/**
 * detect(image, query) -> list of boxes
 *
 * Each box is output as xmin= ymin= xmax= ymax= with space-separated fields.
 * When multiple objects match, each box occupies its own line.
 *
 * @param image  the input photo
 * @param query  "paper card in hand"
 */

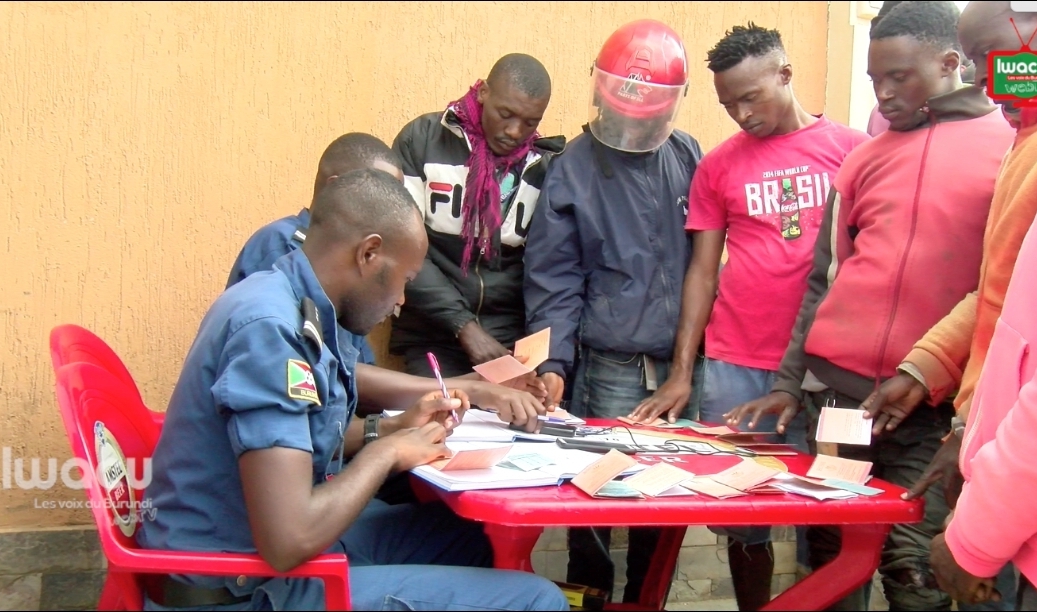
xmin=513 ymin=328 xmax=550 ymax=371
xmin=816 ymin=407 xmax=872 ymax=446
xmin=472 ymin=328 xmax=552 ymax=384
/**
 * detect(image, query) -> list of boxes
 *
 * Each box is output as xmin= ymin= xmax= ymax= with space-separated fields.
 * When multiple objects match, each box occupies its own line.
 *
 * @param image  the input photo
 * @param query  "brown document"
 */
xmin=571 ymin=449 xmax=638 ymax=497
xmin=689 ymin=424 xmax=738 ymax=435
xmin=682 ymin=476 xmax=747 ymax=499
xmin=622 ymin=462 xmax=695 ymax=497
xmin=806 ymin=454 xmax=873 ymax=485
xmin=616 ymin=415 xmax=668 ymax=428
xmin=708 ymin=459 xmax=780 ymax=492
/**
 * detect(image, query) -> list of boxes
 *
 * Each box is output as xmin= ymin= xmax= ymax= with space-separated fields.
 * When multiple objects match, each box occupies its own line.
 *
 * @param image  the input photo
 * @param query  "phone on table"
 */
xmin=555 ymin=438 xmax=640 ymax=455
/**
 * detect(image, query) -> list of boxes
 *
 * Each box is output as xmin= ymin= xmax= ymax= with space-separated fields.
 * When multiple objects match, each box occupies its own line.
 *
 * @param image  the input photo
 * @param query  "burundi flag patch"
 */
xmin=286 ymin=359 xmax=321 ymax=405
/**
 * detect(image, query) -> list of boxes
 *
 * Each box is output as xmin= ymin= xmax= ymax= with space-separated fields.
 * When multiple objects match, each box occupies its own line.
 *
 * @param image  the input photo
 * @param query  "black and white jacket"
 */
xmin=389 ymin=108 xmax=566 ymax=354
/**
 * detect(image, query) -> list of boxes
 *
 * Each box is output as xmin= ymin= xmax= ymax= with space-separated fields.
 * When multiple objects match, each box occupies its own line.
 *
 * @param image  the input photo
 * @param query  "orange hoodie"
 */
xmin=903 ymin=111 xmax=1037 ymax=419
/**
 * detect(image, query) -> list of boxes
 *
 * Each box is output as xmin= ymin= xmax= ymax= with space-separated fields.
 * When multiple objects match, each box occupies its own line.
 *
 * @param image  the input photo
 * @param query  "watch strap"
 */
xmin=363 ymin=414 xmax=380 ymax=445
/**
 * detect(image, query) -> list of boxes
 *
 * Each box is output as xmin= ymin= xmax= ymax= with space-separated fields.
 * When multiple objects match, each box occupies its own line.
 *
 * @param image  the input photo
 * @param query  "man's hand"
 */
xmin=723 ymin=392 xmax=802 ymax=434
xmin=380 ymin=422 xmax=450 ymax=472
xmin=500 ymin=372 xmax=549 ymax=403
xmin=541 ymin=372 xmax=565 ymax=410
xmin=463 ymin=381 xmax=547 ymax=433
xmin=628 ymin=376 xmax=691 ymax=424
xmin=862 ymin=373 xmax=928 ymax=435
xmin=457 ymin=321 xmax=510 ymax=365
xmin=904 ymin=432 xmax=964 ymax=507
xmin=930 ymin=532 xmax=1001 ymax=606
xmin=384 ymin=389 xmax=468 ymax=435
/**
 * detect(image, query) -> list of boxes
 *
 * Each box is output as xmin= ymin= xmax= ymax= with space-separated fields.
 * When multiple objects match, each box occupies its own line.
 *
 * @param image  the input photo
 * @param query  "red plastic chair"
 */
xmin=53 ymin=362 xmax=351 ymax=610
xmin=49 ymin=324 xmax=165 ymax=429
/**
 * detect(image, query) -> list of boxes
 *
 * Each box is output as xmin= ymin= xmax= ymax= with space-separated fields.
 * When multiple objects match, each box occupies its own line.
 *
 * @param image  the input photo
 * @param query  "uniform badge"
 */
xmin=286 ymin=359 xmax=321 ymax=405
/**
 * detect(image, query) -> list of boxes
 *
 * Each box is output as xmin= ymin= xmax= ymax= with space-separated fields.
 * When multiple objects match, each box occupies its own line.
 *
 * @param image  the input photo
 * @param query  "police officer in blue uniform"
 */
xmin=225 ymin=132 xmax=551 ymax=420
xmin=225 ymin=133 xmax=404 ymax=366
xmin=139 ymin=169 xmax=568 ymax=611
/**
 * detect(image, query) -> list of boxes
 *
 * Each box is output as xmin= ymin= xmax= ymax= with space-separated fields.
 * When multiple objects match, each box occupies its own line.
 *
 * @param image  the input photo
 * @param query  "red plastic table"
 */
xmin=418 ymin=418 xmax=924 ymax=611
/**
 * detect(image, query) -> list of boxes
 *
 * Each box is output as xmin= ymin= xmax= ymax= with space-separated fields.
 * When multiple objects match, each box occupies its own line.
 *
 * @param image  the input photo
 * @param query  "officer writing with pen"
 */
xmin=137 ymin=169 xmax=568 ymax=611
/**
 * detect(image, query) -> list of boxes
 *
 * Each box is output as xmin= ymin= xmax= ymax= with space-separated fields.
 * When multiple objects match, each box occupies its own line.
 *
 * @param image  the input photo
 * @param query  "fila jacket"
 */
xmin=389 ymin=109 xmax=566 ymax=354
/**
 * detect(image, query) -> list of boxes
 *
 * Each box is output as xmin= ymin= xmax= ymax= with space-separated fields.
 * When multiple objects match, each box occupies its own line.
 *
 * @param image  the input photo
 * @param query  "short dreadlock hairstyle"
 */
xmin=870 ymin=1 xmax=962 ymax=54
xmin=706 ymin=22 xmax=785 ymax=73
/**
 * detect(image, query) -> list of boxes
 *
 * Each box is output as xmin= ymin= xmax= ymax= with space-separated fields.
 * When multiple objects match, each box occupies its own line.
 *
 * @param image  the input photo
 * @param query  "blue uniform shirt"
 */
xmin=226 ymin=208 xmax=376 ymax=365
xmin=139 ymin=248 xmax=359 ymax=600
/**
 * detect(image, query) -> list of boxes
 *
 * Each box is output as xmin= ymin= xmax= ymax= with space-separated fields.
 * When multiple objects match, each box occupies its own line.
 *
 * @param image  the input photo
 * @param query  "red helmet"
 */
xmin=589 ymin=20 xmax=689 ymax=152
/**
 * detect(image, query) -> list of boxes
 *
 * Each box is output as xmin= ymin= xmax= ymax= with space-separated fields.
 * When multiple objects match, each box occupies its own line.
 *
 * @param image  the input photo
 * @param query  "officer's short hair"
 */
xmin=309 ymin=168 xmax=419 ymax=248
xmin=314 ymin=133 xmax=402 ymax=198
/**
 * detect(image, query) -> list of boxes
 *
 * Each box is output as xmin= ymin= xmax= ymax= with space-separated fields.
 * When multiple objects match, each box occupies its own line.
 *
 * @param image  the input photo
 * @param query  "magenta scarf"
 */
xmin=449 ymin=80 xmax=539 ymax=273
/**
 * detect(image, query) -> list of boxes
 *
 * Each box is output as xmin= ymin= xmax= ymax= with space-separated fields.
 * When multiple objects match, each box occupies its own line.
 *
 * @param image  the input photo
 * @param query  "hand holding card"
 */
xmin=473 ymin=329 xmax=551 ymax=384
xmin=816 ymin=407 xmax=872 ymax=446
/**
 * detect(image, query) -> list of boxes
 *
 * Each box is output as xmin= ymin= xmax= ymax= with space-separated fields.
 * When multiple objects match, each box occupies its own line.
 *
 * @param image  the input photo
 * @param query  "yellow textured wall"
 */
xmin=0 ymin=1 xmax=833 ymax=529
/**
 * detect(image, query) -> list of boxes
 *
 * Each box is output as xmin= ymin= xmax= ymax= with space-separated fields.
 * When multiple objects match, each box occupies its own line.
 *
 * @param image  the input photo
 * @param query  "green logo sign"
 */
xmin=991 ymin=52 xmax=1037 ymax=101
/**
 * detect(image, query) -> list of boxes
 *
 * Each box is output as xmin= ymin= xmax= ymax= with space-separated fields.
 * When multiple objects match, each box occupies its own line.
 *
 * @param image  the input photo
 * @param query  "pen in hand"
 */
xmin=426 ymin=352 xmax=460 ymax=424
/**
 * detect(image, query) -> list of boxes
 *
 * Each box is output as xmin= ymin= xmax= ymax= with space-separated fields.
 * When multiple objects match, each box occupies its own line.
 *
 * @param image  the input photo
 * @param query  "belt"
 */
xmin=143 ymin=574 xmax=253 ymax=608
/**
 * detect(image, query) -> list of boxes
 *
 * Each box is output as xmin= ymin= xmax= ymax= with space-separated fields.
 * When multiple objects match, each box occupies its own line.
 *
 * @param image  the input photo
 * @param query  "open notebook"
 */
xmin=411 ymin=441 xmax=646 ymax=492
xmin=383 ymin=408 xmax=562 ymax=443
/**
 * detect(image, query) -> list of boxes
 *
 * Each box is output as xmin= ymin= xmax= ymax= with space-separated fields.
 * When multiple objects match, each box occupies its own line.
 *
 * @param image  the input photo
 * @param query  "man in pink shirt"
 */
xmin=628 ymin=22 xmax=868 ymax=610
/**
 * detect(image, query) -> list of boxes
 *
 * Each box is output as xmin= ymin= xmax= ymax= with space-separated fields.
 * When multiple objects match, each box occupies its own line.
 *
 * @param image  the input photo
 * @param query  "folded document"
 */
xmin=411 ymin=441 xmax=645 ymax=492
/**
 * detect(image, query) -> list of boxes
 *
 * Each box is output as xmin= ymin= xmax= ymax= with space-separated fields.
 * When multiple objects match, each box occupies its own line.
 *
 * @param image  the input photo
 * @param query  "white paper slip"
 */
xmin=819 ymin=479 xmax=883 ymax=496
xmin=654 ymin=485 xmax=698 ymax=497
xmin=771 ymin=473 xmax=858 ymax=501
xmin=499 ymin=452 xmax=556 ymax=472
xmin=815 ymin=407 xmax=872 ymax=446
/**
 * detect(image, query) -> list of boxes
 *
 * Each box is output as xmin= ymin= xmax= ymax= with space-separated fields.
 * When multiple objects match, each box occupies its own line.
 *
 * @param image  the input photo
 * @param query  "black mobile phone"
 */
xmin=555 ymin=437 xmax=639 ymax=455
xmin=509 ymin=421 xmax=577 ymax=437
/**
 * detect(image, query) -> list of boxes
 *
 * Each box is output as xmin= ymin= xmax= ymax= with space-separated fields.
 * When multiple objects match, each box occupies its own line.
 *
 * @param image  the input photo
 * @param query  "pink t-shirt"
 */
xmin=686 ymin=116 xmax=870 ymax=371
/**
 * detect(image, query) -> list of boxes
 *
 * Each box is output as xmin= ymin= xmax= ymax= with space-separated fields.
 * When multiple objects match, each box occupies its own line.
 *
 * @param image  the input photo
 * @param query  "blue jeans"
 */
xmin=145 ymin=499 xmax=568 ymax=611
xmin=698 ymin=358 xmax=809 ymax=553
xmin=566 ymin=346 xmax=703 ymax=602
xmin=958 ymin=563 xmax=1017 ymax=611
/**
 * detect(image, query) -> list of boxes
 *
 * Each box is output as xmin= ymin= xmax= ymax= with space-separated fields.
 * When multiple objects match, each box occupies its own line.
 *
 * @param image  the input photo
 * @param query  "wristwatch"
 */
xmin=363 ymin=414 xmax=381 ymax=446
xmin=950 ymin=415 xmax=966 ymax=439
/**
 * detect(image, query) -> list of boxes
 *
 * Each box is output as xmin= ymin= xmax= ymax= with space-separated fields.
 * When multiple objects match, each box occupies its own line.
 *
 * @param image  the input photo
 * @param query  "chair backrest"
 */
xmin=54 ymin=362 xmax=160 ymax=552
xmin=50 ymin=324 xmax=146 ymax=406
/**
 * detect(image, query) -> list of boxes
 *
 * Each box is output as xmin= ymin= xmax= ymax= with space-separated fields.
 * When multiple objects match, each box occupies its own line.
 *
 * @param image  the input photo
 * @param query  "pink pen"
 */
xmin=426 ymin=352 xmax=459 ymax=423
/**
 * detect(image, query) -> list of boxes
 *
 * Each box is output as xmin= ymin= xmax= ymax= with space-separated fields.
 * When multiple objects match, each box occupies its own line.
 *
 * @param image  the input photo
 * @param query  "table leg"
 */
xmin=638 ymin=526 xmax=687 ymax=610
xmin=763 ymin=523 xmax=890 ymax=611
xmin=482 ymin=523 xmax=545 ymax=572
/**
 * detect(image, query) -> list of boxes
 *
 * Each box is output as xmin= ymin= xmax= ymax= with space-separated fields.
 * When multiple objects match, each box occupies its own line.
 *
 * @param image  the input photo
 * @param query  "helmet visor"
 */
xmin=588 ymin=67 xmax=685 ymax=153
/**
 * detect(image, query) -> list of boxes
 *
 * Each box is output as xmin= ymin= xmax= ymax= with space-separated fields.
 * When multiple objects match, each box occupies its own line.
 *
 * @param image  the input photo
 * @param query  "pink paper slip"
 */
xmin=806 ymin=454 xmax=873 ymax=485
xmin=429 ymin=445 xmax=513 ymax=472
xmin=472 ymin=356 xmax=533 ymax=384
